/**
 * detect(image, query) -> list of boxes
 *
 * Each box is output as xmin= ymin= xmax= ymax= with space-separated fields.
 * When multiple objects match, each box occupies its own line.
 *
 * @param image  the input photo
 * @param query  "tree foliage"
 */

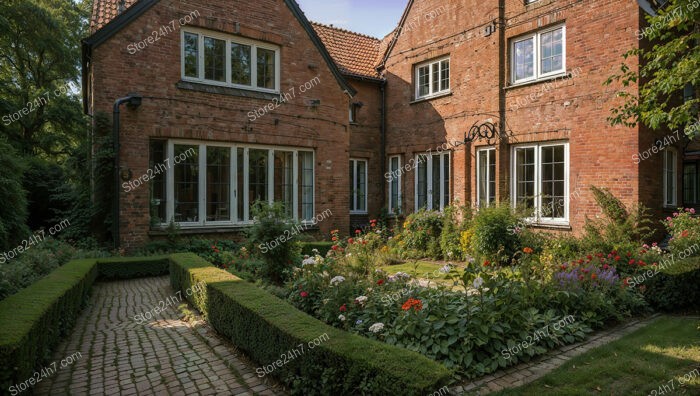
xmin=0 ymin=138 xmax=29 ymax=250
xmin=605 ymin=0 xmax=700 ymax=138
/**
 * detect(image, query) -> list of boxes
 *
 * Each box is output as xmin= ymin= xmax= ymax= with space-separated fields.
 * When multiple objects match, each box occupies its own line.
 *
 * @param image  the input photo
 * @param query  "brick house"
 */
xmin=84 ymin=0 xmax=698 ymax=249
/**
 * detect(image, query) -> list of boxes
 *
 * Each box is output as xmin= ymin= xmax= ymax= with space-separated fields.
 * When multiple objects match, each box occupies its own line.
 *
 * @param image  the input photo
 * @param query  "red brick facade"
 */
xmin=85 ymin=0 xmax=695 ymax=248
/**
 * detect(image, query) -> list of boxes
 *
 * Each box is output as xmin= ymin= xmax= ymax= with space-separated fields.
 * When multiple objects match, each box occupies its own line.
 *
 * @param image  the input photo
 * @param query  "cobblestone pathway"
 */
xmin=34 ymin=276 xmax=285 ymax=396
xmin=452 ymin=314 xmax=663 ymax=395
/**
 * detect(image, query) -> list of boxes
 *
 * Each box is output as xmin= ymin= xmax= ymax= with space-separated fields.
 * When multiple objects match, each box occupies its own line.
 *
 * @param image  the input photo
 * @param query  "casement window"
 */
xmin=684 ymin=163 xmax=699 ymax=204
xmin=182 ymin=28 xmax=280 ymax=92
xmin=350 ymin=159 xmax=368 ymax=213
xmin=511 ymin=142 xmax=569 ymax=223
xmin=415 ymin=57 xmax=450 ymax=99
xmin=511 ymin=25 xmax=565 ymax=84
xmin=477 ymin=148 xmax=496 ymax=207
xmin=388 ymin=156 xmax=402 ymax=214
xmin=663 ymin=148 xmax=678 ymax=206
xmin=415 ymin=152 xmax=450 ymax=211
xmin=150 ymin=140 xmax=314 ymax=226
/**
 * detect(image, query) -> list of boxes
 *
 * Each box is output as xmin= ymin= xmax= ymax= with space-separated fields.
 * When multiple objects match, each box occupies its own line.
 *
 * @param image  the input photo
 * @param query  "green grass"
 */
xmin=492 ymin=316 xmax=700 ymax=396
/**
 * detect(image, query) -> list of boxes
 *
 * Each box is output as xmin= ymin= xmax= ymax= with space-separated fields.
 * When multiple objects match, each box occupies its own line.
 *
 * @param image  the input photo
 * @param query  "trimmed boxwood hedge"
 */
xmin=0 ymin=256 xmax=171 ymax=392
xmin=169 ymin=253 xmax=453 ymax=395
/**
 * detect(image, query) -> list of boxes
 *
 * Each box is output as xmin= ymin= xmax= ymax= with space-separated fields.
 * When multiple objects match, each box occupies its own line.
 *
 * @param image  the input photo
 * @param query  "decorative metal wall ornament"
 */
xmin=464 ymin=120 xmax=500 ymax=145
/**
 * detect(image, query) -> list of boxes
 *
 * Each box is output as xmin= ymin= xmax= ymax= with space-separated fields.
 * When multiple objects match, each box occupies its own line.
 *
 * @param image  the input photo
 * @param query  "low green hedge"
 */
xmin=0 ymin=255 xmax=172 ymax=392
xmin=169 ymin=253 xmax=452 ymax=395
xmin=645 ymin=259 xmax=700 ymax=312
xmin=300 ymin=241 xmax=334 ymax=257
xmin=97 ymin=256 xmax=169 ymax=280
xmin=0 ymin=259 xmax=98 ymax=392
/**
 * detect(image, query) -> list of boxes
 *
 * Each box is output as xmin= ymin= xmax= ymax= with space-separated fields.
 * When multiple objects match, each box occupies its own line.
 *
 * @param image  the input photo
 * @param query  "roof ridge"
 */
xmin=310 ymin=21 xmax=380 ymax=42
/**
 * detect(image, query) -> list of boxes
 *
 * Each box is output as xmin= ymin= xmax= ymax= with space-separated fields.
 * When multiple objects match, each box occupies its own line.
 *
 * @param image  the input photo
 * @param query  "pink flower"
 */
xmin=691 ymin=208 xmax=696 ymax=214
xmin=300 ymin=291 xmax=309 ymax=298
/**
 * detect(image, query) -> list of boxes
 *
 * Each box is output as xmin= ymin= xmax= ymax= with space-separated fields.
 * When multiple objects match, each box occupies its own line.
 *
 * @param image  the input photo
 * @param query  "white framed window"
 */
xmin=182 ymin=28 xmax=280 ymax=93
xmin=350 ymin=159 xmax=368 ymax=213
xmin=477 ymin=148 xmax=496 ymax=207
xmin=415 ymin=57 xmax=450 ymax=99
xmin=511 ymin=142 xmax=569 ymax=224
xmin=388 ymin=156 xmax=402 ymax=214
xmin=511 ymin=25 xmax=565 ymax=84
xmin=155 ymin=140 xmax=314 ymax=227
xmin=664 ymin=148 xmax=678 ymax=207
xmin=415 ymin=152 xmax=450 ymax=211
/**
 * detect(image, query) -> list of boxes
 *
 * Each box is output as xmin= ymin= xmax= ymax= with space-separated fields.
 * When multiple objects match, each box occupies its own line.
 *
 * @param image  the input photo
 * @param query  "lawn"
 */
xmin=378 ymin=260 xmax=465 ymax=286
xmin=492 ymin=316 xmax=700 ymax=396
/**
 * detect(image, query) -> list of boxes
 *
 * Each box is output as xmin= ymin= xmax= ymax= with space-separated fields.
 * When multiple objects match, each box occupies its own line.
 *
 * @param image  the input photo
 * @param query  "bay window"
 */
xmin=512 ymin=142 xmax=569 ymax=223
xmin=511 ymin=25 xmax=565 ymax=84
xmin=153 ymin=140 xmax=314 ymax=226
xmin=415 ymin=152 xmax=450 ymax=211
xmin=182 ymin=28 xmax=280 ymax=92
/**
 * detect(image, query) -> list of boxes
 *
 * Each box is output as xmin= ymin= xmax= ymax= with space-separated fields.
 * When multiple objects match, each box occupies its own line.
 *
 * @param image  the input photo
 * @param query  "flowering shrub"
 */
xmin=665 ymin=209 xmax=700 ymax=256
xmin=470 ymin=205 xmax=522 ymax=265
xmin=392 ymin=209 xmax=444 ymax=259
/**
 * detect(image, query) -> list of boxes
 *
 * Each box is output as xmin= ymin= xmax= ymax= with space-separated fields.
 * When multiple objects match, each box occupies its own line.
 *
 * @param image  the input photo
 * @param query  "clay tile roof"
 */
xmin=311 ymin=22 xmax=383 ymax=80
xmin=91 ymin=0 xmax=138 ymax=32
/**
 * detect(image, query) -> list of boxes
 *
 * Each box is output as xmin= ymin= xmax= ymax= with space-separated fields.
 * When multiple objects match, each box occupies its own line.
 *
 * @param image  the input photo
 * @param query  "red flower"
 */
xmin=300 ymin=291 xmax=309 ymax=298
xmin=586 ymin=255 xmax=593 ymax=260
xmin=332 ymin=236 xmax=338 ymax=241
xmin=591 ymin=273 xmax=597 ymax=280
xmin=579 ymin=275 xmax=585 ymax=280
xmin=348 ymin=238 xmax=354 ymax=244
xmin=603 ymin=264 xmax=610 ymax=270
xmin=560 ymin=264 xmax=568 ymax=270
xmin=523 ymin=247 xmax=534 ymax=254
xmin=361 ymin=241 xmax=367 ymax=245
xmin=614 ymin=255 xmax=621 ymax=261
xmin=355 ymin=229 xmax=361 ymax=234
xmin=483 ymin=260 xmax=491 ymax=267
xmin=402 ymin=298 xmax=423 ymax=311
xmin=627 ymin=252 xmax=632 ymax=257
xmin=377 ymin=279 xmax=385 ymax=286
xmin=681 ymin=230 xmax=689 ymax=238
xmin=628 ymin=259 xmax=636 ymax=265
xmin=331 ymin=245 xmax=338 ymax=251
xmin=339 ymin=304 xmax=347 ymax=312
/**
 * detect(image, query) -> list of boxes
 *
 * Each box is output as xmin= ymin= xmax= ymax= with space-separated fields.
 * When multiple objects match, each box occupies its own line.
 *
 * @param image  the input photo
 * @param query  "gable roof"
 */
xmin=82 ymin=0 xmax=356 ymax=113
xmin=378 ymin=0 xmax=415 ymax=70
xmin=311 ymin=22 xmax=383 ymax=81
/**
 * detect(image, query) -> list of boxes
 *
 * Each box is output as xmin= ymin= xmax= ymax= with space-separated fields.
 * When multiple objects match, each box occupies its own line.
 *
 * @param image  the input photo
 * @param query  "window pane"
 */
xmin=174 ymin=145 xmax=199 ymax=222
xmin=432 ymin=155 xmax=441 ymax=210
xmin=417 ymin=155 xmax=428 ymax=209
xmin=357 ymin=161 xmax=367 ymax=212
xmin=299 ymin=152 xmax=314 ymax=221
xmin=443 ymin=154 xmax=450 ymax=209
xmin=432 ymin=63 xmax=440 ymax=94
xmin=184 ymin=33 xmax=199 ymax=78
xmin=488 ymin=149 xmax=496 ymax=205
xmin=206 ymin=147 xmax=230 ymax=221
xmin=390 ymin=157 xmax=400 ymax=212
xmin=478 ymin=150 xmax=493 ymax=207
xmin=418 ymin=66 xmax=430 ymax=97
xmin=237 ymin=148 xmax=244 ymax=221
xmin=665 ymin=151 xmax=676 ymax=205
xmin=274 ymin=151 xmax=294 ymax=216
xmin=440 ymin=60 xmax=450 ymax=91
xmin=514 ymin=37 xmax=534 ymax=81
xmin=257 ymin=48 xmax=276 ymax=89
xmin=149 ymin=140 xmax=167 ymax=223
xmin=540 ymin=145 xmax=565 ymax=218
xmin=249 ymin=149 xmax=268 ymax=211
xmin=231 ymin=43 xmax=252 ymax=85
xmin=515 ymin=147 xmax=535 ymax=210
xmin=684 ymin=164 xmax=698 ymax=204
xmin=204 ymin=37 xmax=225 ymax=81
xmin=540 ymin=28 xmax=564 ymax=74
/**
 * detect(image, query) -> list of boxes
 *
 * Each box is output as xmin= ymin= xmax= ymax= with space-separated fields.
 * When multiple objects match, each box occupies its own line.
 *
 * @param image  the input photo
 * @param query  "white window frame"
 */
xmin=181 ymin=27 xmax=281 ymax=93
xmin=350 ymin=159 xmax=368 ymax=214
xmin=510 ymin=142 xmax=570 ymax=225
xmin=663 ymin=147 xmax=678 ymax=207
xmin=510 ymin=24 xmax=566 ymax=84
xmin=476 ymin=147 xmax=496 ymax=208
xmin=162 ymin=140 xmax=314 ymax=228
xmin=414 ymin=151 xmax=451 ymax=212
xmin=414 ymin=56 xmax=450 ymax=100
xmin=388 ymin=155 xmax=402 ymax=214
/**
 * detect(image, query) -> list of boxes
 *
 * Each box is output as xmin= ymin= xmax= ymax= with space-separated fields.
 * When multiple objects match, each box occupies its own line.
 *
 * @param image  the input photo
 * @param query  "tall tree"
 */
xmin=606 ymin=0 xmax=699 ymax=138
xmin=0 ymin=0 xmax=89 ymax=156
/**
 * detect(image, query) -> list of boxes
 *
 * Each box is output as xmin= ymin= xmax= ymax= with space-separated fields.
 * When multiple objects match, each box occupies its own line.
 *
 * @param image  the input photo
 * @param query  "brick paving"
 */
xmin=451 ymin=314 xmax=663 ymax=395
xmin=34 ymin=276 xmax=286 ymax=396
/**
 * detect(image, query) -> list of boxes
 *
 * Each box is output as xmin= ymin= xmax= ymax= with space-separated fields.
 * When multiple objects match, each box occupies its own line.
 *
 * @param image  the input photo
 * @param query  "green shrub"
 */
xmin=0 ymin=259 xmax=98 ymax=392
xmin=395 ymin=209 xmax=443 ymax=259
xmin=169 ymin=253 xmax=452 ymax=395
xmin=471 ymin=205 xmax=521 ymax=265
xmin=440 ymin=205 xmax=468 ymax=260
xmin=645 ymin=261 xmax=700 ymax=312
xmin=97 ymin=256 xmax=169 ymax=280
xmin=247 ymin=202 xmax=301 ymax=284
xmin=0 ymin=138 xmax=29 ymax=252
xmin=300 ymin=242 xmax=334 ymax=257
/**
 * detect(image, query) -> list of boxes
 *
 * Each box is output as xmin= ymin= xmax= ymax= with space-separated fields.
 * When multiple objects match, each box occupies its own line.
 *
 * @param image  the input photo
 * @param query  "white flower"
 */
xmin=395 ymin=272 xmax=411 ymax=280
xmin=338 ymin=314 xmax=346 ymax=322
xmin=355 ymin=295 xmax=368 ymax=305
xmin=312 ymin=248 xmax=320 ymax=255
xmin=388 ymin=275 xmax=397 ymax=282
xmin=330 ymin=276 xmax=346 ymax=286
xmin=439 ymin=264 xmax=452 ymax=274
xmin=473 ymin=276 xmax=484 ymax=289
xmin=369 ymin=322 xmax=385 ymax=333
xmin=302 ymin=257 xmax=316 ymax=266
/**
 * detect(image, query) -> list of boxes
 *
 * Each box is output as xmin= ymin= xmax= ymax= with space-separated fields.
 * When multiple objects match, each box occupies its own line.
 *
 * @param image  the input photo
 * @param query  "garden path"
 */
xmin=34 ymin=276 xmax=285 ymax=396
xmin=451 ymin=314 xmax=663 ymax=395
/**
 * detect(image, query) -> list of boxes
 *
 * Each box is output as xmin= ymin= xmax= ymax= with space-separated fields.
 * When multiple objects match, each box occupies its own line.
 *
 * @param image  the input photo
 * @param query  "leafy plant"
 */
xmin=470 ymin=205 xmax=521 ymax=265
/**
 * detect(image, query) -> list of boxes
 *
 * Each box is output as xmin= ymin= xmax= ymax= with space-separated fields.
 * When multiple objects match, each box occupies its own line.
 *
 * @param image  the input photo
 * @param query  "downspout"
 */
xmin=380 ymin=80 xmax=387 ymax=207
xmin=112 ymin=94 xmax=142 ymax=249
xmin=498 ymin=0 xmax=506 ymax=137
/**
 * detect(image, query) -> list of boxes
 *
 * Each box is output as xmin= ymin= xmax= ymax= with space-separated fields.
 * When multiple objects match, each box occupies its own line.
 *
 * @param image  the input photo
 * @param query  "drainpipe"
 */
xmin=498 ymin=0 xmax=506 ymax=137
xmin=112 ymin=94 xmax=142 ymax=249
xmin=380 ymin=80 xmax=387 ymax=208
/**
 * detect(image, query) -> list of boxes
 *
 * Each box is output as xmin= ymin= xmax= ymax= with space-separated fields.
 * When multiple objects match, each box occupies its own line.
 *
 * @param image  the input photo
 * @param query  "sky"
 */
xmin=296 ymin=0 xmax=408 ymax=38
